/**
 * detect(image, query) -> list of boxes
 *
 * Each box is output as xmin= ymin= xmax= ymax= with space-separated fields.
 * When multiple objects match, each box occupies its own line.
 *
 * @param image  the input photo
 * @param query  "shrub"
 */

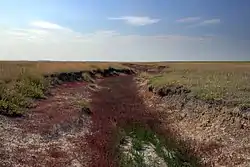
xmin=0 ymin=84 xmax=28 ymax=116
xmin=0 ymin=100 xmax=21 ymax=116
xmin=0 ymin=73 xmax=49 ymax=116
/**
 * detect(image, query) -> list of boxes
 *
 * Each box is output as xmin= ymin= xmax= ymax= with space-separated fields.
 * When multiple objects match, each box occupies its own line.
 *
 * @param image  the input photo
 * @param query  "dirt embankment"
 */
xmin=0 ymin=65 xmax=135 ymax=117
xmin=44 ymin=67 xmax=135 ymax=85
xmin=124 ymin=63 xmax=168 ymax=74
xmin=137 ymin=77 xmax=250 ymax=167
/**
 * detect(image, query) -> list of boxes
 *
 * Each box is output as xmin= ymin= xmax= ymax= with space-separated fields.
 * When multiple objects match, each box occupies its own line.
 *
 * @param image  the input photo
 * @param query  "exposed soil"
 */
xmin=85 ymin=75 xmax=157 ymax=167
xmin=137 ymin=77 xmax=250 ymax=167
xmin=0 ymin=74 xmax=165 ymax=167
xmin=85 ymin=75 xmax=199 ymax=167
xmin=0 ymin=81 xmax=93 ymax=167
xmin=0 ymin=66 xmax=202 ymax=167
xmin=0 ymin=67 xmax=137 ymax=167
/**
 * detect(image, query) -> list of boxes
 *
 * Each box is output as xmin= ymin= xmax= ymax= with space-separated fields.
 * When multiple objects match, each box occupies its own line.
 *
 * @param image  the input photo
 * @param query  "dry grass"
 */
xmin=0 ymin=61 xmax=127 ymax=81
xmin=146 ymin=62 xmax=250 ymax=107
xmin=0 ymin=61 xmax=128 ymax=116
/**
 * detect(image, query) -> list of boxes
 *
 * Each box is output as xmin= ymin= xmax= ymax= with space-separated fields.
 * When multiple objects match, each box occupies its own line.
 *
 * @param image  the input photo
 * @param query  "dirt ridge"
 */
xmin=137 ymin=76 xmax=250 ymax=167
xmin=44 ymin=67 xmax=135 ymax=84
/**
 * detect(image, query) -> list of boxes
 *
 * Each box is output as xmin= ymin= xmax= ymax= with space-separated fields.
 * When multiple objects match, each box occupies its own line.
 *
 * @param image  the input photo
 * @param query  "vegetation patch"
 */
xmin=0 ymin=61 xmax=133 ymax=117
xmin=144 ymin=63 xmax=250 ymax=108
xmin=75 ymin=99 xmax=89 ymax=108
xmin=0 ymin=73 xmax=49 ymax=116
xmin=118 ymin=125 xmax=200 ymax=167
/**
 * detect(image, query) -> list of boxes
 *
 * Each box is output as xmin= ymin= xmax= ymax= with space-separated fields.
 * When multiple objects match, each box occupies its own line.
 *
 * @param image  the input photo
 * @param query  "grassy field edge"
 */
xmin=0 ymin=62 xmax=134 ymax=117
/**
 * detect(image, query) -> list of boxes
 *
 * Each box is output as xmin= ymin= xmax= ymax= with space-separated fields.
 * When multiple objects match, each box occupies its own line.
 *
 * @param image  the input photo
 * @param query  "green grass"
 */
xmin=145 ymin=63 xmax=250 ymax=107
xmin=118 ymin=125 xmax=200 ymax=167
xmin=0 ymin=72 xmax=49 ymax=116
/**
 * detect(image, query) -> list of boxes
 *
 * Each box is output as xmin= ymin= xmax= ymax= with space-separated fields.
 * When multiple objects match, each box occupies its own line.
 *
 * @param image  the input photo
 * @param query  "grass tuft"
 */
xmin=118 ymin=125 xmax=200 ymax=167
xmin=75 ymin=100 xmax=89 ymax=108
xmin=0 ymin=72 xmax=48 ymax=116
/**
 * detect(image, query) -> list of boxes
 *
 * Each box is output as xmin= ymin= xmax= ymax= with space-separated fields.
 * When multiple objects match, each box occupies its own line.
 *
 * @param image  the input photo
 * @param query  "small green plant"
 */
xmin=118 ymin=125 xmax=201 ymax=167
xmin=15 ymin=80 xmax=44 ymax=99
xmin=75 ymin=100 xmax=89 ymax=108
xmin=0 ymin=72 xmax=49 ymax=116
xmin=0 ymin=100 xmax=21 ymax=116
xmin=0 ymin=86 xmax=28 ymax=116
xmin=75 ymin=99 xmax=92 ymax=115
xmin=132 ymin=138 xmax=144 ymax=151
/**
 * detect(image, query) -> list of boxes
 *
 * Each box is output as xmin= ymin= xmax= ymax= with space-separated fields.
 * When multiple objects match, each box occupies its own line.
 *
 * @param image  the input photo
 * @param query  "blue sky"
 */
xmin=0 ymin=0 xmax=250 ymax=61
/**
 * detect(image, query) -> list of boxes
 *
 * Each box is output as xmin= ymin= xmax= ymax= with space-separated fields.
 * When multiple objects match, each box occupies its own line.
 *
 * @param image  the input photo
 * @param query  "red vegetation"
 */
xmin=86 ymin=76 xmax=159 ymax=167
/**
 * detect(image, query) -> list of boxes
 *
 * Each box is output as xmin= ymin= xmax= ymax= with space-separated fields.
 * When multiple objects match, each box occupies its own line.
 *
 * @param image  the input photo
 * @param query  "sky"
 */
xmin=0 ymin=0 xmax=250 ymax=61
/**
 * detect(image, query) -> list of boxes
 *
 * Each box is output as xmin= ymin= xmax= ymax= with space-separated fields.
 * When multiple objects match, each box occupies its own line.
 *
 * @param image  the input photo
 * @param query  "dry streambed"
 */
xmin=2 ymin=63 xmax=247 ymax=167
xmin=86 ymin=75 xmax=200 ymax=167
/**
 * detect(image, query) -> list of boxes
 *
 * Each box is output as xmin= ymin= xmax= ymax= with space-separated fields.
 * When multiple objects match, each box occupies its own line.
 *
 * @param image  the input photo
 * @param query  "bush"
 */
xmin=0 ymin=73 xmax=49 ymax=116
xmin=17 ymin=73 xmax=50 ymax=98
xmin=0 ymin=85 xmax=28 ymax=116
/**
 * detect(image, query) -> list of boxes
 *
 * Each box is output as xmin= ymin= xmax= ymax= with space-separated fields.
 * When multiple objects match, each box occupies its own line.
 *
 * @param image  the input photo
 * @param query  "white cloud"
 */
xmin=200 ymin=19 xmax=221 ymax=25
xmin=4 ymin=21 xmax=79 ymax=42
xmin=108 ymin=16 xmax=160 ymax=26
xmin=29 ymin=21 xmax=71 ymax=31
xmin=8 ymin=28 xmax=49 ymax=35
xmin=7 ymin=31 xmax=27 ymax=37
xmin=0 ymin=20 xmax=249 ymax=61
xmin=187 ymin=18 xmax=221 ymax=28
xmin=176 ymin=17 xmax=201 ymax=23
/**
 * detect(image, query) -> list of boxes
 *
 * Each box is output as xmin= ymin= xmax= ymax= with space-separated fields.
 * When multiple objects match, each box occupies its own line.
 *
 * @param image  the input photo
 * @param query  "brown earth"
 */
xmin=85 ymin=74 xmax=199 ymax=167
xmin=137 ymin=77 xmax=250 ymax=167
xmin=0 ymin=74 xmax=166 ymax=167
xmin=1 ymin=73 xmax=159 ymax=167
xmin=86 ymin=75 xmax=159 ymax=167
xmin=0 ymin=81 xmax=93 ymax=167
